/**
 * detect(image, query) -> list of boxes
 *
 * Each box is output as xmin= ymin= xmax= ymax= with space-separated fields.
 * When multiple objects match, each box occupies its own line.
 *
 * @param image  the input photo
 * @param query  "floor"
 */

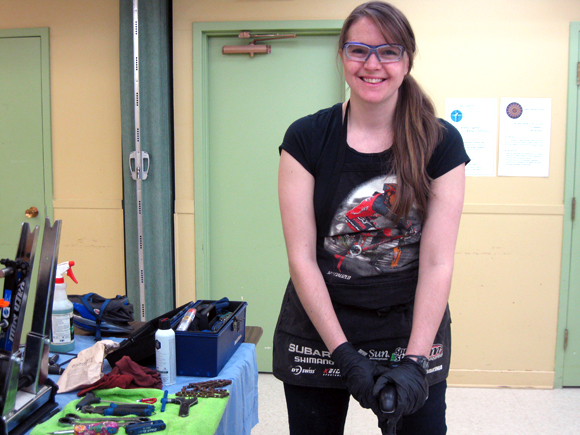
xmin=252 ymin=373 xmax=580 ymax=435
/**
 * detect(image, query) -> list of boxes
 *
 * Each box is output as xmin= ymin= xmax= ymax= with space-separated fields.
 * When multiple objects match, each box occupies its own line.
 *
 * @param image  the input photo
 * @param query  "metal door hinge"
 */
xmin=564 ymin=328 xmax=568 ymax=351
xmin=572 ymin=197 xmax=576 ymax=222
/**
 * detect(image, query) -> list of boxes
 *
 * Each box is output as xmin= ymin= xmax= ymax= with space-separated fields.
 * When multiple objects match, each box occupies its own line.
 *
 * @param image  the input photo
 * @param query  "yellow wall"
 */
xmin=0 ymin=0 xmax=126 ymax=298
xmin=173 ymin=0 xmax=580 ymax=387
xmin=2 ymin=0 xmax=578 ymax=387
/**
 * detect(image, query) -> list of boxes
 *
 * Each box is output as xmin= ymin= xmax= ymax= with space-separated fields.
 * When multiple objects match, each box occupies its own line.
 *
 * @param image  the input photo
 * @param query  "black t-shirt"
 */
xmin=280 ymin=103 xmax=470 ymax=289
xmin=273 ymin=103 xmax=470 ymax=388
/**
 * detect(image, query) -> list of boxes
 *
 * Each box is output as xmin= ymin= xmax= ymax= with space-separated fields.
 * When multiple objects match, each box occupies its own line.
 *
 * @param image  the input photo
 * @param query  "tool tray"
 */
xmin=106 ymin=300 xmax=247 ymax=378
xmin=176 ymin=300 xmax=247 ymax=377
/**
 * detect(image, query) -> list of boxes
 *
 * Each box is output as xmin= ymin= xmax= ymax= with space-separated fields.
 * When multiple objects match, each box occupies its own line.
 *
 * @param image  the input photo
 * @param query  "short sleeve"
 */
xmin=278 ymin=104 xmax=343 ymax=177
xmin=279 ymin=116 xmax=316 ymax=175
xmin=427 ymin=120 xmax=471 ymax=179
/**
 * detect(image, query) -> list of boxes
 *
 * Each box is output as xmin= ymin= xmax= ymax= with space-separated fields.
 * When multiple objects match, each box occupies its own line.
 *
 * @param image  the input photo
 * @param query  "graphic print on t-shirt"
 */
xmin=324 ymin=175 xmax=422 ymax=277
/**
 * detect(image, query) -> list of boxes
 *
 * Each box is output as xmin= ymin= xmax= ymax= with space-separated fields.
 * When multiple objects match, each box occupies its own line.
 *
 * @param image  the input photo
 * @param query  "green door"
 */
xmin=0 ymin=29 xmax=52 ymax=338
xmin=561 ymin=23 xmax=580 ymax=386
xmin=194 ymin=21 xmax=344 ymax=371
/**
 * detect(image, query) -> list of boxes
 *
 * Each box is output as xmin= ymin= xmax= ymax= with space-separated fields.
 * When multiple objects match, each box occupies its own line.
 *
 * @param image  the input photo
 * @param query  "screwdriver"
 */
xmin=48 ymin=421 xmax=119 ymax=435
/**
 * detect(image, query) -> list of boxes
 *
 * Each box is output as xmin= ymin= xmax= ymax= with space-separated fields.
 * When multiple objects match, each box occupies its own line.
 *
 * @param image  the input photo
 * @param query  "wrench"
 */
xmin=59 ymin=414 xmax=151 ymax=426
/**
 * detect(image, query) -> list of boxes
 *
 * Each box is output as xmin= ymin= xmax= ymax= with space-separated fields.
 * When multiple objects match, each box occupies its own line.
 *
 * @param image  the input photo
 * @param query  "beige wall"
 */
xmin=0 ymin=0 xmax=125 ymax=298
xmin=173 ymin=0 xmax=580 ymax=387
xmin=2 ymin=0 xmax=578 ymax=387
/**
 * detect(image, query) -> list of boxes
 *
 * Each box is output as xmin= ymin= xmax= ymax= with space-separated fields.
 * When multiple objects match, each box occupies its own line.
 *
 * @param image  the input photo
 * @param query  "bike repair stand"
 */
xmin=0 ymin=218 xmax=62 ymax=435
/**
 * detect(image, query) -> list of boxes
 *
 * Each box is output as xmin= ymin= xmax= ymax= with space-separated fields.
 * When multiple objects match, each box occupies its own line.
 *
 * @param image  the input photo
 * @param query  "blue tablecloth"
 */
xmin=49 ymin=335 xmax=259 ymax=435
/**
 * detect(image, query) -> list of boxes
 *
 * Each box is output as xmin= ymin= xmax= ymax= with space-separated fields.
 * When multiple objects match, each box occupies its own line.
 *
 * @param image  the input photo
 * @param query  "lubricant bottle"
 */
xmin=155 ymin=317 xmax=176 ymax=386
xmin=50 ymin=261 xmax=77 ymax=352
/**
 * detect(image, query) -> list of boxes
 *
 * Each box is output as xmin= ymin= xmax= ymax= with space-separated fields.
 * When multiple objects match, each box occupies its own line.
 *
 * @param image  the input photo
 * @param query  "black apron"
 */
xmin=273 ymin=104 xmax=451 ymax=388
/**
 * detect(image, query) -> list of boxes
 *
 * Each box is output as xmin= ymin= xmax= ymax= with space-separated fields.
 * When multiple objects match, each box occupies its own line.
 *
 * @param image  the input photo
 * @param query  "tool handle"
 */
xmin=125 ymin=420 xmax=166 ymax=435
xmin=214 ymin=297 xmax=230 ymax=311
xmin=160 ymin=390 xmax=169 ymax=412
xmin=75 ymin=422 xmax=119 ymax=435
xmin=177 ymin=397 xmax=198 ymax=417
xmin=379 ymin=384 xmax=398 ymax=435
xmin=100 ymin=404 xmax=155 ymax=416
xmin=379 ymin=384 xmax=397 ymax=413
xmin=77 ymin=392 xmax=100 ymax=410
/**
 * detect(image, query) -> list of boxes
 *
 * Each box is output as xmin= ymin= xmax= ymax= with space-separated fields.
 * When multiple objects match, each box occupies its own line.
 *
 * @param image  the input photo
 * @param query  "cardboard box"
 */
xmin=176 ymin=300 xmax=247 ymax=377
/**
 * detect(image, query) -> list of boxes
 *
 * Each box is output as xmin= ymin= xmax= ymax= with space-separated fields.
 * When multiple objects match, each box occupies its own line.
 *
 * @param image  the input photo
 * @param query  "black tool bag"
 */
xmin=69 ymin=293 xmax=135 ymax=340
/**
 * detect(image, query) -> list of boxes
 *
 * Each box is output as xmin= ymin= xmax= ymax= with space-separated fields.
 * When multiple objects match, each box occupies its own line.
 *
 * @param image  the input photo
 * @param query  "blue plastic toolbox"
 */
xmin=175 ymin=300 xmax=247 ymax=377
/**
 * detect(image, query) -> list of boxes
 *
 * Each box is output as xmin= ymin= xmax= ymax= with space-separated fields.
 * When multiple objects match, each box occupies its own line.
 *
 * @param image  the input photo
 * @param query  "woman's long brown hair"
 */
xmin=339 ymin=1 xmax=443 ymax=221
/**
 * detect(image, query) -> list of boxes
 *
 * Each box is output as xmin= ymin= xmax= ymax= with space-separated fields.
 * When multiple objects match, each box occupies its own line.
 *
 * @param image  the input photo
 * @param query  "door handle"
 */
xmin=25 ymin=207 xmax=39 ymax=218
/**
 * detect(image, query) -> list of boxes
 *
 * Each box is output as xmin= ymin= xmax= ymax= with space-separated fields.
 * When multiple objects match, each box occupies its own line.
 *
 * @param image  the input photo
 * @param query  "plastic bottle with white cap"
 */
xmin=155 ymin=317 xmax=176 ymax=386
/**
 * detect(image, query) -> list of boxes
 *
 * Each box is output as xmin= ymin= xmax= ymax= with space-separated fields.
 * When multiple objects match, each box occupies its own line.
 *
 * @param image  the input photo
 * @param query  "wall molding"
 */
xmin=463 ymin=203 xmax=565 ymax=216
xmin=53 ymin=199 xmax=122 ymax=210
xmin=449 ymin=369 xmax=554 ymax=389
xmin=174 ymin=199 xmax=195 ymax=214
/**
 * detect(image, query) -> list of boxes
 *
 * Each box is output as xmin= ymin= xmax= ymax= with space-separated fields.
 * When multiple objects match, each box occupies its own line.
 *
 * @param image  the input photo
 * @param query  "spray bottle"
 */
xmin=50 ymin=261 xmax=77 ymax=352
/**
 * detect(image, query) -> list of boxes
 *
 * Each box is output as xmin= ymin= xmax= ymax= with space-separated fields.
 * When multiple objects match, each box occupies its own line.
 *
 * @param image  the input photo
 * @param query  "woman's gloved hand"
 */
xmin=373 ymin=356 xmax=429 ymax=418
xmin=331 ymin=342 xmax=388 ymax=413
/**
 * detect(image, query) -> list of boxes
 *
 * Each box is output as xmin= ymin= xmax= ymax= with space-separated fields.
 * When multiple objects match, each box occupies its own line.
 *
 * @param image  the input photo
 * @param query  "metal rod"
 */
xmin=133 ymin=0 xmax=146 ymax=321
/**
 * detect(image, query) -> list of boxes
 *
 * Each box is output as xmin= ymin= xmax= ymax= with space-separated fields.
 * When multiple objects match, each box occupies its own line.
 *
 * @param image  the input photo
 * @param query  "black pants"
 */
xmin=283 ymin=380 xmax=447 ymax=435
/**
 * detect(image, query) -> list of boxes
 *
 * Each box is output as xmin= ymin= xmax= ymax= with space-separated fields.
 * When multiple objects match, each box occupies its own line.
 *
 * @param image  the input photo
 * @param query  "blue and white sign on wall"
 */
xmin=450 ymin=109 xmax=463 ymax=123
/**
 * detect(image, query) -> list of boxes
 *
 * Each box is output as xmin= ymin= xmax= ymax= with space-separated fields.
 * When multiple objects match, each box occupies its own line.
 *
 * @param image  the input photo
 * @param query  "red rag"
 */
xmin=77 ymin=356 xmax=162 ymax=396
xmin=115 ymin=355 xmax=163 ymax=389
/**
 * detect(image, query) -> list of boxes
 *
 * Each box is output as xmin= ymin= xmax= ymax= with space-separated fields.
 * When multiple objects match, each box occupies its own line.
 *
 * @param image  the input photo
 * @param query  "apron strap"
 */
xmin=316 ymin=101 xmax=350 ymax=231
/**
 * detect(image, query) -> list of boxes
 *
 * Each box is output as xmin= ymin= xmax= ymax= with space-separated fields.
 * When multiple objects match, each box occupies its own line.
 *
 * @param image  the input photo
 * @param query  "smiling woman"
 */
xmin=273 ymin=2 xmax=469 ymax=435
xmin=340 ymin=17 xmax=409 ymax=112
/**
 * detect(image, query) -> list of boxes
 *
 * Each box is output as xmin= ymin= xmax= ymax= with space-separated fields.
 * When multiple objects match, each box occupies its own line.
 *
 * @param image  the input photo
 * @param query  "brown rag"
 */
xmin=77 ymin=355 xmax=162 ymax=396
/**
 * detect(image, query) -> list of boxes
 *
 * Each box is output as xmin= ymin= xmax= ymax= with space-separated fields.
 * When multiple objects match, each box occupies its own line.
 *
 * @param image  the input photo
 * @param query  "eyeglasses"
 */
xmin=342 ymin=42 xmax=405 ymax=63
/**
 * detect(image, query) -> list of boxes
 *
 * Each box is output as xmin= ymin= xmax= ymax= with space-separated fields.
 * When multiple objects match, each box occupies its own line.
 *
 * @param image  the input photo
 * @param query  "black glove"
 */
xmin=331 ymin=342 xmax=388 ymax=413
xmin=373 ymin=356 xmax=429 ymax=418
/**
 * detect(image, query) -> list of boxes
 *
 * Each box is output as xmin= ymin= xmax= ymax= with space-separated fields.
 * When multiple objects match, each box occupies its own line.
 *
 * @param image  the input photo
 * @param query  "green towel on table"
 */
xmin=31 ymin=387 xmax=229 ymax=435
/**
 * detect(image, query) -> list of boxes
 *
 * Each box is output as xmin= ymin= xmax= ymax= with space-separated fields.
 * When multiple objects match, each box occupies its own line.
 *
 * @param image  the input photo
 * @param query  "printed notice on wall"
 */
xmin=446 ymin=98 xmax=497 ymax=177
xmin=498 ymin=98 xmax=551 ymax=177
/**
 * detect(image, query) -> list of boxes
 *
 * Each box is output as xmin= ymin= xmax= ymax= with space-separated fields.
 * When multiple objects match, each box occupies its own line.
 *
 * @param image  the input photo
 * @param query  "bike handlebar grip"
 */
xmin=379 ymin=384 xmax=397 ymax=414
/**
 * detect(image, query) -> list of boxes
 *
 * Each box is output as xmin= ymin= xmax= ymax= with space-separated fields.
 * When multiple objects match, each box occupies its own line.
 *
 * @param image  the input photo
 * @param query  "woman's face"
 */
xmin=340 ymin=17 xmax=409 ymax=109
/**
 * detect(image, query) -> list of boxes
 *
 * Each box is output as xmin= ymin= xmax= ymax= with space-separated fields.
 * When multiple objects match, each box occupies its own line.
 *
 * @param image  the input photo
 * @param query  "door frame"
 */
xmin=192 ymin=20 xmax=344 ymax=298
xmin=556 ymin=22 xmax=580 ymax=388
xmin=0 ymin=27 xmax=53 ymax=220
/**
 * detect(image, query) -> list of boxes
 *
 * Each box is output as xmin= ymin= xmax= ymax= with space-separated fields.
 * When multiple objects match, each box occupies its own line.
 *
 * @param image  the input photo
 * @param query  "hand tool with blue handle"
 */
xmin=81 ymin=403 xmax=155 ymax=416
xmin=160 ymin=390 xmax=169 ymax=412
xmin=125 ymin=420 xmax=166 ymax=435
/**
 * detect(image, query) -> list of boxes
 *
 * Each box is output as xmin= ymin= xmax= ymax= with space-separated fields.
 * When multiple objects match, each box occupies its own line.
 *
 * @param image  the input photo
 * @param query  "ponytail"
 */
xmin=390 ymin=75 xmax=443 ymax=221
